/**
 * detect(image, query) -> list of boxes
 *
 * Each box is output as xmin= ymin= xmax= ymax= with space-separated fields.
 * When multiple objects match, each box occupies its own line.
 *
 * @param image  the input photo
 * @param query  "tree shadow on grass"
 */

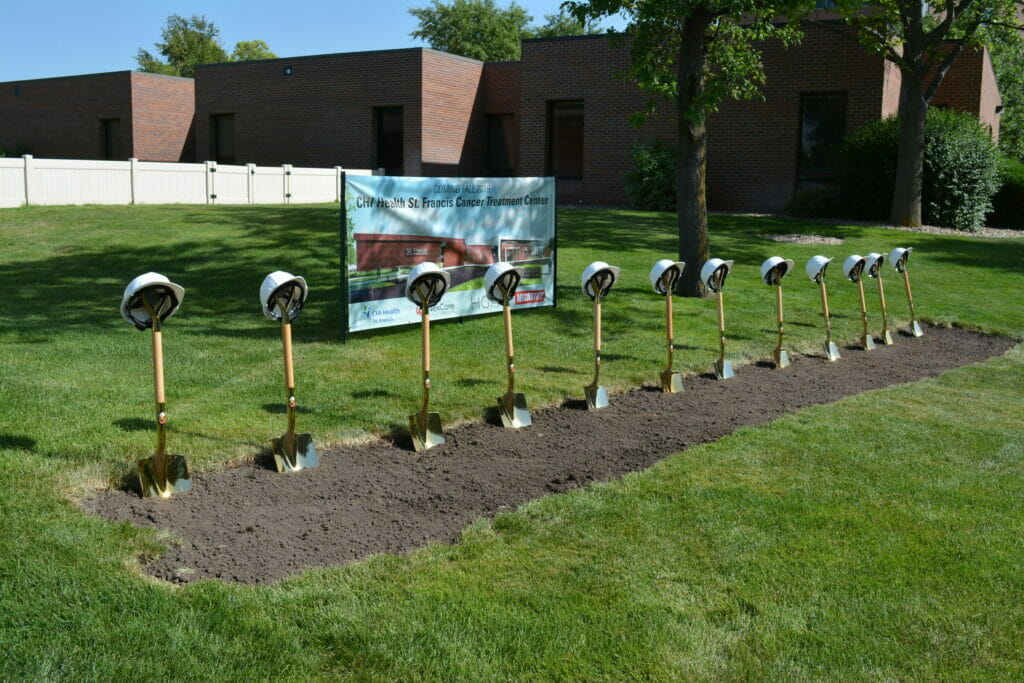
xmin=0 ymin=434 xmax=36 ymax=451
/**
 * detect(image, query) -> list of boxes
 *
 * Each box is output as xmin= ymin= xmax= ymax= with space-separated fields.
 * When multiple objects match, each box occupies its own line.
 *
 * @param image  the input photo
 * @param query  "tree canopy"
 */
xmin=409 ymin=0 xmax=604 ymax=61
xmin=835 ymin=0 xmax=1023 ymax=224
xmin=136 ymin=14 xmax=278 ymax=79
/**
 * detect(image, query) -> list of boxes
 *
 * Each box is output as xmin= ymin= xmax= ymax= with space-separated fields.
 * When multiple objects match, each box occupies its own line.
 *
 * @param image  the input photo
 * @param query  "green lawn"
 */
xmin=1 ymin=204 xmax=1022 ymax=678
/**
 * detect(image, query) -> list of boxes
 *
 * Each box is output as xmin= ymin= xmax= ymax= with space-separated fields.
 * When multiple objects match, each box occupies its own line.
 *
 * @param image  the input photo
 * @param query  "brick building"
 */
xmin=0 ymin=22 xmax=1001 ymax=212
xmin=0 ymin=71 xmax=195 ymax=162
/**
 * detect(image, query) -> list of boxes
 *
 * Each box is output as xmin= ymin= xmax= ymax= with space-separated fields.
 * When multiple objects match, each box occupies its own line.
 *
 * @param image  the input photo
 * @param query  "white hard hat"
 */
xmin=864 ymin=252 xmax=886 ymax=278
xmin=700 ymin=258 xmax=734 ymax=292
xmin=890 ymin=247 xmax=913 ymax=273
xmin=120 ymin=272 xmax=184 ymax=331
xmin=843 ymin=254 xmax=867 ymax=282
xmin=760 ymin=256 xmax=795 ymax=286
xmin=484 ymin=262 xmax=524 ymax=304
xmin=649 ymin=259 xmax=685 ymax=295
xmin=805 ymin=255 xmax=833 ymax=283
xmin=405 ymin=261 xmax=451 ymax=307
xmin=260 ymin=270 xmax=308 ymax=322
xmin=581 ymin=261 xmax=621 ymax=300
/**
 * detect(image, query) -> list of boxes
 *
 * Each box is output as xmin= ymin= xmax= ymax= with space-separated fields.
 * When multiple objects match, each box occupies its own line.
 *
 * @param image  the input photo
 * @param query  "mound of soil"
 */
xmin=84 ymin=326 xmax=1014 ymax=584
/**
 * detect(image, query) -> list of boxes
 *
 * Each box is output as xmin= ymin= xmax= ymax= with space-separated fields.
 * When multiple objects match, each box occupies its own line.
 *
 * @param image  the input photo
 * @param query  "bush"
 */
xmin=785 ymin=186 xmax=843 ymax=219
xmin=837 ymin=108 xmax=1001 ymax=231
xmin=623 ymin=139 xmax=677 ymax=211
xmin=986 ymin=156 xmax=1024 ymax=229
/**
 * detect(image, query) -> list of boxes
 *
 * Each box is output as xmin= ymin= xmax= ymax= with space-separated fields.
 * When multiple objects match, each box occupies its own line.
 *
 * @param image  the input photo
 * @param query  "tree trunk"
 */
xmin=676 ymin=9 xmax=712 ymax=297
xmin=890 ymin=69 xmax=928 ymax=227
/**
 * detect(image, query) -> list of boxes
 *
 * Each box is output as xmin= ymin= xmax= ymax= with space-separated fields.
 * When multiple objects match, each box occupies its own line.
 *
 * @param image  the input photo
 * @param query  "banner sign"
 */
xmin=341 ymin=175 xmax=556 ymax=334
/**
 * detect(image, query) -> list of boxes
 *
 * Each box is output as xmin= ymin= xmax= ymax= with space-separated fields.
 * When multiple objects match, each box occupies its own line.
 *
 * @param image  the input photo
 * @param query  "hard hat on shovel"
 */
xmin=485 ymin=262 xmax=531 ymax=429
xmin=581 ymin=261 xmax=621 ymax=300
xmin=121 ymin=272 xmax=191 ymax=499
xmin=581 ymin=261 xmax=621 ymax=409
xmin=843 ymin=254 xmax=867 ymax=282
xmin=260 ymin=270 xmax=307 ymax=322
xmin=890 ymin=247 xmax=913 ymax=273
xmin=760 ymin=257 xmax=795 ymax=369
xmin=805 ymin=255 xmax=833 ymax=284
xmin=760 ymin=256 xmax=795 ymax=286
xmin=864 ymin=252 xmax=887 ymax=278
xmin=121 ymin=272 xmax=184 ymax=331
xmin=700 ymin=258 xmax=734 ymax=292
xmin=406 ymin=262 xmax=451 ymax=307
xmin=650 ymin=259 xmax=686 ymax=392
xmin=863 ymin=253 xmax=894 ymax=344
xmin=406 ymin=262 xmax=451 ymax=451
xmin=701 ymin=258 xmax=735 ymax=379
xmin=261 ymin=270 xmax=317 ymax=473
xmin=889 ymin=247 xmax=923 ymax=337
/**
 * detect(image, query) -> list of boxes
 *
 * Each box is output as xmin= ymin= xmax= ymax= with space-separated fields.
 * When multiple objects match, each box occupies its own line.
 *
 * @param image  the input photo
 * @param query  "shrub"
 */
xmin=836 ymin=108 xmax=1001 ymax=231
xmin=623 ymin=139 xmax=677 ymax=211
xmin=986 ymin=156 xmax=1024 ymax=229
xmin=785 ymin=186 xmax=843 ymax=219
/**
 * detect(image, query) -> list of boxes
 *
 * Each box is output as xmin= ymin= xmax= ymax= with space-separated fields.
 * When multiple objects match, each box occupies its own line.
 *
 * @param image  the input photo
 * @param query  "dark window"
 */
xmin=375 ymin=107 xmax=404 ymax=175
xmin=487 ymin=114 xmax=517 ymax=176
xmin=101 ymin=118 xmax=122 ymax=160
xmin=210 ymin=114 xmax=236 ymax=164
xmin=547 ymin=101 xmax=583 ymax=179
xmin=814 ymin=0 xmax=837 ymax=8
xmin=798 ymin=93 xmax=846 ymax=181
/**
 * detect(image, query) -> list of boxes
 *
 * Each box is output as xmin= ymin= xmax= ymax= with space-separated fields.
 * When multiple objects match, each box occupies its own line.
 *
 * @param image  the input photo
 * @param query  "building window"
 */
xmin=210 ymin=114 xmax=236 ymax=165
xmin=487 ymin=114 xmax=517 ymax=176
xmin=798 ymin=93 xmax=846 ymax=181
xmin=814 ymin=0 xmax=837 ymax=8
xmin=547 ymin=101 xmax=583 ymax=179
xmin=101 ymin=118 xmax=122 ymax=160
xmin=375 ymin=107 xmax=404 ymax=176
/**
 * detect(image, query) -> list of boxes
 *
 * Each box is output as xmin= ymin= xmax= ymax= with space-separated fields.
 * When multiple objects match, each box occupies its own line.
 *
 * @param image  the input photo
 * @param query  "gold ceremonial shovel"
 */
xmin=406 ymin=263 xmax=450 ymax=451
xmin=487 ymin=264 xmax=531 ymax=429
xmin=270 ymin=296 xmax=318 ymax=472
xmin=650 ymin=260 xmax=685 ymax=392
xmin=581 ymin=261 xmax=620 ymax=409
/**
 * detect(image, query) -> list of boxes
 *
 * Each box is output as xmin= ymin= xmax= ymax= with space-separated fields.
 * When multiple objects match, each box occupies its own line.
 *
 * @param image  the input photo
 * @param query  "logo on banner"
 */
xmin=515 ymin=290 xmax=546 ymax=305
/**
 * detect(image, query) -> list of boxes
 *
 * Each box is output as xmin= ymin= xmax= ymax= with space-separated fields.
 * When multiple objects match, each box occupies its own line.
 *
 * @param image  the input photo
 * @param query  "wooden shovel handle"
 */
xmin=594 ymin=298 xmax=602 ymax=352
xmin=820 ymin=281 xmax=831 ymax=320
xmin=152 ymin=329 xmax=165 ymax=405
xmin=422 ymin=312 xmax=431 ymax=374
xmin=281 ymin=321 xmax=295 ymax=390
xmin=503 ymin=304 xmax=514 ymax=359
xmin=717 ymin=291 xmax=726 ymax=335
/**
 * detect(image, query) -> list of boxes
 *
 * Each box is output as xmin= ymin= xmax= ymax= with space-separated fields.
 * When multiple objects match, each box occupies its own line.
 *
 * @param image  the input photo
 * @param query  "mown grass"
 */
xmin=1 ymin=204 xmax=1022 ymax=678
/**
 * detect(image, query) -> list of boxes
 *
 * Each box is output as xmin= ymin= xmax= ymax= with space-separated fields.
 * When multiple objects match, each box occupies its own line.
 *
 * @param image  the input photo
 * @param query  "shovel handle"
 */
xmin=503 ymin=304 xmax=514 ymax=359
xmin=422 ymin=311 xmax=431 ymax=374
xmin=152 ymin=329 xmax=165 ymax=405
xmin=594 ymin=298 xmax=602 ymax=352
xmin=903 ymin=270 xmax=916 ymax=320
xmin=281 ymin=321 xmax=295 ymax=391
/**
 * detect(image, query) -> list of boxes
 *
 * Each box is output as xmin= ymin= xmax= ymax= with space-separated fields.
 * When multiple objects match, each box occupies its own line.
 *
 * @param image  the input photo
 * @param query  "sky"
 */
xmin=0 ymin=0 xmax=626 ymax=82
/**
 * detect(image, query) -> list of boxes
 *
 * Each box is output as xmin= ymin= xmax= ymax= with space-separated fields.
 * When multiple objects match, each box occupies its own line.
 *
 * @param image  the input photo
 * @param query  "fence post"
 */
xmin=22 ymin=154 xmax=34 ymax=206
xmin=247 ymin=163 xmax=256 ymax=205
xmin=282 ymin=164 xmax=292 ymax=204
xmin=205 ymin=160 xmax=217 ymax=204
xmin=129 ymin=158 xmax=139 ymax=205
xmin=376 ymin=167 xmax=385 ymax=176
xmin=335 ymin=166 xmax=343 ymax=203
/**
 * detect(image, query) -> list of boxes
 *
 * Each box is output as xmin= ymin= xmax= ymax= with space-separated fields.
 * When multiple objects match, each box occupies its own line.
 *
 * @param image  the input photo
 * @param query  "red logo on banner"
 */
xmin=515 ymin=290 xmax=546 ymax=305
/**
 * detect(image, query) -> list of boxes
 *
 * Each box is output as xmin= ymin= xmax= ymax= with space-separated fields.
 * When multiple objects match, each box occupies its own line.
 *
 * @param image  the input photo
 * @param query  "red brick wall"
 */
xmin=421 ymin=50 xmax=483 ymax=176
xmin=194 ymin=49 xmax=425 ymax=173
xmin=130 ymin=72 xmax=196 ymax=162
xmin=0 ymin=71 xmax=134 ymax=159
xmin=931 ymin=45 xmax=1001 ymax=139
xmin=708 ymin=24 xmax=889 ymax=213
xmin=518 ymin=34 xmax=675 ymax=206
xmin=0 ymin=71 xmax=193 ymax=162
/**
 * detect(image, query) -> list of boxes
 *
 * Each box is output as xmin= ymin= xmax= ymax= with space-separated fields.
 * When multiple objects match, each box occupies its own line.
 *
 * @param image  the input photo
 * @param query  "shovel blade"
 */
xmin=881 ymin=330 xmax=895 ymax=345
xmin=660 ymin=369 xmax=683 ymax=393
xmin=911 ymin=321 xmax=924 ymax=337
xmin=497 ymin=392 xmax=531 ymax=429
xmin=409 ymin=412 xmax=445 ymax=452
xmin=714 ymin=359 xmax=734 ymax=380
xmin=137 ymin=453 xmax=191 ymax=499
xmin=271 ymin=432 xmax=318 ymax=473
xmin=773 ymin=348 xmax=790 ymax=369
xmin=825 ymin=341 xmax=841 ymax=361
xmin=585 ymin=384 xmax=608 ymax=410
xmin=861 ymin=335 xmax=876 ymax=351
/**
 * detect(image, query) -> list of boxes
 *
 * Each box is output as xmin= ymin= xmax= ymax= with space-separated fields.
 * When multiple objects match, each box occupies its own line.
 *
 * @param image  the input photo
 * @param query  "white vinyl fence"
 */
xmin=0 ymin=155 xmax=379 ymax=208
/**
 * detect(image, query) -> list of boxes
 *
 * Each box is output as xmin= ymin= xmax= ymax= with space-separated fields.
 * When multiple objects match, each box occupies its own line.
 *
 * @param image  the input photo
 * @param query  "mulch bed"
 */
xmin=84 ymin=325 xmax=1015 ymax=584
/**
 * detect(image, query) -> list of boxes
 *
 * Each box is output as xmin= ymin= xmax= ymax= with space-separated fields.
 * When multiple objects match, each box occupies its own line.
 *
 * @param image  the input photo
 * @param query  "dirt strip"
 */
xmin=84 ymin=326 xmax=1015 ymax=584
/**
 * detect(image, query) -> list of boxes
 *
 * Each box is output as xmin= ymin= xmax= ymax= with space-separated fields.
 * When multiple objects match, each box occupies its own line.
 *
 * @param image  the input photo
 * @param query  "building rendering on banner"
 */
xmin=0 ymin=20 xmax=1002 ymax=213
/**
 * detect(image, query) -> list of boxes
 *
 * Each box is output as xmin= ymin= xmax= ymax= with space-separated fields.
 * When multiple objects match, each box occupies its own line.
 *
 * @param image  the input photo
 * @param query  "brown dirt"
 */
xmin=84 ymin=326 xmax=1015 ymax=585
